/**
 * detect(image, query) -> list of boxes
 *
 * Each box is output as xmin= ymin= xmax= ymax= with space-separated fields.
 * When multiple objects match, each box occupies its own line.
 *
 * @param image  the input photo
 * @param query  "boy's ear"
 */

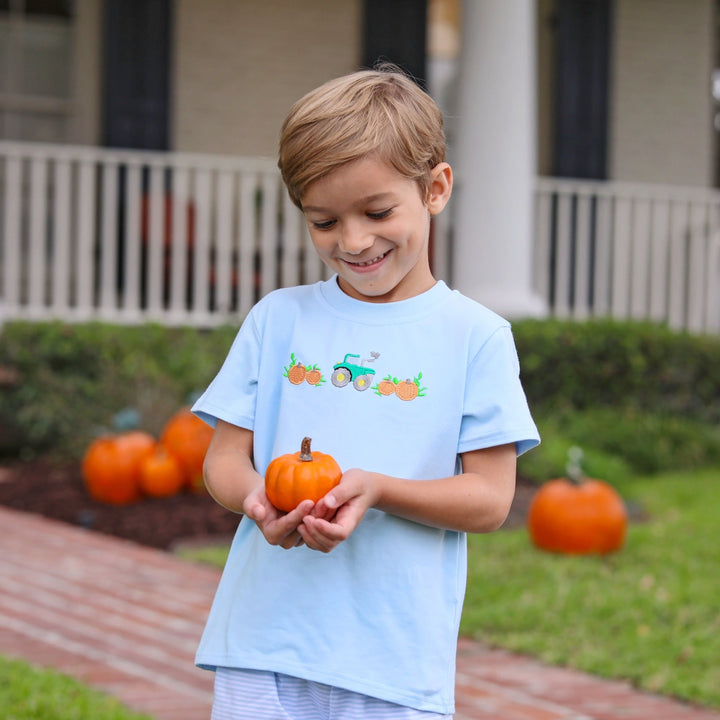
xmin=427 ymin=162 xmax=453 ymax=215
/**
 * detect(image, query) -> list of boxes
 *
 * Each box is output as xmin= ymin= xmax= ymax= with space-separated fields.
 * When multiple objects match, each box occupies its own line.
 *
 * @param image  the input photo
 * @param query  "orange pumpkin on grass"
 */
xmin=265 ymin=437 xmax=342 ymax=512
xmin=527 ymin=447 xmax=628 ymax=554
xmin=161 ymin=408 xmax=213 ymax=492
xmin=82 ymin=431 xmax=156 ymax=505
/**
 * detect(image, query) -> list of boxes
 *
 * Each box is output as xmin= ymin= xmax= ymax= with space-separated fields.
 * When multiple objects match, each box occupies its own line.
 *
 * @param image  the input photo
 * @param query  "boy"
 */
xmin=193 ymin=65 xmax=539 ymax=720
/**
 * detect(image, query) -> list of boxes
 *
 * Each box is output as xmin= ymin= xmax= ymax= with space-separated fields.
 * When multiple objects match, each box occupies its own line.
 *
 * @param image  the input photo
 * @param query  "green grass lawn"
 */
xmin=0 ymin=656 xmax=152 ymax=720
xmin=463 ymin=468 xmax=720 ymax=708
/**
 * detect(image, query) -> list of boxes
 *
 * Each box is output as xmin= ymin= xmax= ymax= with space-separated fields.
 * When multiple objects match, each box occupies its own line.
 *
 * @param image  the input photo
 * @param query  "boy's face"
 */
xmin=301 ymin=157 xmax=452 ymax=303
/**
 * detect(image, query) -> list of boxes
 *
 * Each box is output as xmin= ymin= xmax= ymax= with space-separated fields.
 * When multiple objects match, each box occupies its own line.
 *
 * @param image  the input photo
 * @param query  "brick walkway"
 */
xmin=1 ymin=505 xmax=718 ymax=720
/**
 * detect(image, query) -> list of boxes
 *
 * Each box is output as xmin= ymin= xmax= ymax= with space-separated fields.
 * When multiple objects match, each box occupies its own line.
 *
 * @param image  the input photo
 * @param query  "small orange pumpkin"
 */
xmin=161 ymin=408 xmax=213 ymax=492
xmin=395 ymin=379 xmax=419 ymax=401
xmin=139 ymin=446 xmax=185 ymax=498
xmin=82 ymin=431 xmax=156 ymax=505
xmin=527 ymin=450 xmax=628 ymax=554
xmin=265 ymin=437 xmax=342 ymax=512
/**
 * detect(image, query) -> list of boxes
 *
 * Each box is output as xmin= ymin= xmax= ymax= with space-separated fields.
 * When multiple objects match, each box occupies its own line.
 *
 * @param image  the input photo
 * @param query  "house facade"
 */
xmin=1 ymin=0 xmax=718 ymax=330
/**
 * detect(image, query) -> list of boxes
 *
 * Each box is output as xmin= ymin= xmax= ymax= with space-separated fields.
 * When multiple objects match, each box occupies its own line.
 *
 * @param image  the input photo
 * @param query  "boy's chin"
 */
xmin=337 ymin=275 xmax=392 ymax=302
xmin=337 ymin=274 xmax=421 ymax=304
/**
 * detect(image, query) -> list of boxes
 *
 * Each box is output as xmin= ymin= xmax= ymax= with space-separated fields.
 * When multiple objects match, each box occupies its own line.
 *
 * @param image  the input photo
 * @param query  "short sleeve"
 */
xmin=191 ymin=312 xmax=261 ymax=431
xmin=458 ymin=325 xmax=540 ymax=456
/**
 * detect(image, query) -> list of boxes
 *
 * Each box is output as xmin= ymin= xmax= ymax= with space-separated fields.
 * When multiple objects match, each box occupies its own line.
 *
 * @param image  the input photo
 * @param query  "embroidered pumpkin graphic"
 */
xmin=376 ymin=376 xmax=397 ymax=396
xmin=288 ymin=363 xmax=306 ymax=385
xmin=265 ymin=437 xmax=342 ymax=512
xmin=395 ymin=379 xmax=419 ymax=401
xmin=284 ymin=353 xmax=307 ymax=385
xmin=393 ymin=373 xmax=426 ymax=401
xmin=305 ymin=365 xmax=323 ymax=386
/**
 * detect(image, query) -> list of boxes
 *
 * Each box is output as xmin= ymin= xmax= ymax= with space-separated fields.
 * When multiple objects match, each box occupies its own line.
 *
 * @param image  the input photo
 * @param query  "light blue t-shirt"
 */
xmin=192 ymin=276 xmax=539 ymax=714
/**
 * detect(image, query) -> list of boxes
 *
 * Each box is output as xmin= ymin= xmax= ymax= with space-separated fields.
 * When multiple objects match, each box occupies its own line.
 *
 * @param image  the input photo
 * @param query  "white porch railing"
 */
xmin=534 ymin=177 xmax=720 ymax=334
xmin=1 ymin=141 xmax=719 ymax=334
xmin=0 ymin=140 xmax=326 ymax=327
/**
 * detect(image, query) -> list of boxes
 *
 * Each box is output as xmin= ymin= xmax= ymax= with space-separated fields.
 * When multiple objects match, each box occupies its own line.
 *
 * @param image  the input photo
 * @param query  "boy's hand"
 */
xmin=297 ymin=469 xmax=379 ymax=553
xmin=243 ymin=485 xmax=314 ymax=549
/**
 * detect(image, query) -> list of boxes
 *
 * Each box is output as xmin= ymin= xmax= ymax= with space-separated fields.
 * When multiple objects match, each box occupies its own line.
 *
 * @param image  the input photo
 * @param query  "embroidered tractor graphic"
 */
xmin=331 ymin=351 xmax=380 ymax=391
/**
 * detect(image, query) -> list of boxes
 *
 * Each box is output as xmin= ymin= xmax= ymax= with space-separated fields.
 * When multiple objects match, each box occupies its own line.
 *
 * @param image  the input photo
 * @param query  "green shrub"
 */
xmin=513 ymin=318 xmax=720 ymax=423
xmin=520 ymin=408 xmax=720 ymax=482
xmin=557 ymin=407 xmax=720 ymax=474
xmin=518 ymin=423 xmax=633 ymax=485
xmin=0 ymin=321 xmax=237 ymax=459
xmin=2 ymin=317 xmax=719 ymax=465
xmin=512 ymin=319 xmax=720 ymax=483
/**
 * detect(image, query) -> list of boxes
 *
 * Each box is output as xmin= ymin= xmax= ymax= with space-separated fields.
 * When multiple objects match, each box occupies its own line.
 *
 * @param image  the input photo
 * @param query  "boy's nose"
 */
xmin=338 ymin=221 xmax=374 ymax=255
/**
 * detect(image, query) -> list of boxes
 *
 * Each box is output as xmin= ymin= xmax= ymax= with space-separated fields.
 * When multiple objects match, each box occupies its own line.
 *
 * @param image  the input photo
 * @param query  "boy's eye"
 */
xmin=367 ymin=209 xmax=392 ymax=220
xmin=311 ymin=219 xmax=336 ymax=230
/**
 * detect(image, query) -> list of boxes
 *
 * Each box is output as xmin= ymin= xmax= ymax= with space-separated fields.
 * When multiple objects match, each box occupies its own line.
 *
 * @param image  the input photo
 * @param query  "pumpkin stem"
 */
xmin=299 ymin=436 xmax=313 ymax=462
xmin=566 ymin=446 xmax=584 ymax=484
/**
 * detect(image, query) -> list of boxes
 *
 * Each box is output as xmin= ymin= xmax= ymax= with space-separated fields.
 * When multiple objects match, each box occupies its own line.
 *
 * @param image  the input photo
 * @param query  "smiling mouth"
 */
xmin=345 ymin=250 xmax=390 ymax=268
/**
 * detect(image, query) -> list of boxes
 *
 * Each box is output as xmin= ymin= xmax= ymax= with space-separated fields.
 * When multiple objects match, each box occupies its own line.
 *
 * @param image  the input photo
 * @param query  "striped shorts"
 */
xmin=211 ymin=667 xmax=454 ymax=720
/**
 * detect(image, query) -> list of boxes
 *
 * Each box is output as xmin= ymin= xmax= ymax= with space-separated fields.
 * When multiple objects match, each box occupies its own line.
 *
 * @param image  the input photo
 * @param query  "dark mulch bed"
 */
xmin=0 ymin=459 xmax=537 ymax=551
xmin=0 ymin=459 xmax=241 ymax=550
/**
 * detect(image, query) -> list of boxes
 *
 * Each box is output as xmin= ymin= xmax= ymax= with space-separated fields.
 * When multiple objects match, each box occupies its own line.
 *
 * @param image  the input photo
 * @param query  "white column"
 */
xmin=450 ymin=0 xmax=546 ymax=318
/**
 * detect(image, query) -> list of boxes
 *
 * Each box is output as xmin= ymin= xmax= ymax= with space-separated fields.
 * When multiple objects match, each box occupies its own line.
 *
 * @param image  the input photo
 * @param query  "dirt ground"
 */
xmin=0 ymin=459 xmax=538 ymax=550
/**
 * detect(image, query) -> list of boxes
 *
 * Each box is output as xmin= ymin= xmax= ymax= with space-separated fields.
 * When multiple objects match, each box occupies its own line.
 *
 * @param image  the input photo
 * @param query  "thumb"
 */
xmin=323 ymin=492 xmax=339 ymax=510
xmin=323 ymin=470 xmax=363 ymax=509
xmin=244 ymin=499 xmax=266 ymax=522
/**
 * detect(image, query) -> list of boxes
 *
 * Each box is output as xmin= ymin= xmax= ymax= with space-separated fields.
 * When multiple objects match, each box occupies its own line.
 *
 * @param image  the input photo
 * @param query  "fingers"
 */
xmin=279 ymin=531 xmax=305 ymax=550
xmin=257 ymin=468 xmax=375 ymax=552
xmin=297 ymin=515 xmax=347 ymax=553
xmin=301 ymin=471 xmax=376 ymax=552
xmin=243 ymin=500 xmax=266 ymax=523
xmin=257 ymin=499 xmax=314 ymax=549
xmin=310 ymin=497 xmax=337 ymax=521
xmin=324 ymin=468 xmax=379 ymax=512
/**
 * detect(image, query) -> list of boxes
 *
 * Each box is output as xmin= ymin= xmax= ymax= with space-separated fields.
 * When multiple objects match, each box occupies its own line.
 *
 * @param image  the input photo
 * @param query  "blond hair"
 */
xmin=278 ymin=65 xmax=446 ymax=208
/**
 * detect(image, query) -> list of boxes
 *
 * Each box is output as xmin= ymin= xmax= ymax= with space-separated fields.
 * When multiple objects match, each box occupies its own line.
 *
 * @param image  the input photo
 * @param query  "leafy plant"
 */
xmin=0 ymin=321 xmax=235 ymax=460
xmin=518 ymin=425 xmax=633 ymax=485
xmin=519 ymin=408 xmax=720 ymax=483
xmin=513 ymin=318 xmax=720 ymax=423
xmin=3 ymin=317 xmax=720 ymax=469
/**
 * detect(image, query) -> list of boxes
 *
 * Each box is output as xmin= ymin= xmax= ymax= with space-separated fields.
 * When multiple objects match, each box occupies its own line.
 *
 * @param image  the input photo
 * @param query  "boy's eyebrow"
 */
xmin=302 ymin=192 xmax=396 ymax=213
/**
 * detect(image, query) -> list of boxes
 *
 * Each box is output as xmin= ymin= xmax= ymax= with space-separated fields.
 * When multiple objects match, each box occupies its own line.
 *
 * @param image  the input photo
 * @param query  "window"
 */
xmin=0 ymin=0 xmax=75 ymax=143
